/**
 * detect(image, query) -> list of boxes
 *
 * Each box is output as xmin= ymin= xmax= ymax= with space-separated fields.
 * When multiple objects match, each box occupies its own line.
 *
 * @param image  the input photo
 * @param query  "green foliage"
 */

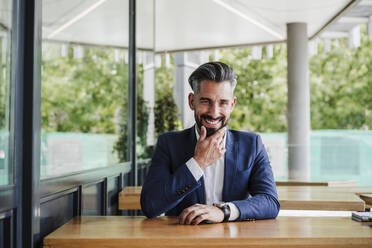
xmin=0 ymin=38 xmax=10 ymax=130
xmin=114 ymin=95 xmax=152 ymax=162
xmin=154 ymin=59 xmax=182 ymax=137
xmin=310 ymin=24 xmax=372 ymax=130
xmin=220 ymin=46 xmax=287 ymax=132
xmin=42 ymin=45 xmax=128 ymax=133
xmin=135 ymin=64 xmax=153 ymax=160
xmin=219 ymin=24 xmax=372 ymax=132
xmin=33 ymin=24 xmax=372 ymax=165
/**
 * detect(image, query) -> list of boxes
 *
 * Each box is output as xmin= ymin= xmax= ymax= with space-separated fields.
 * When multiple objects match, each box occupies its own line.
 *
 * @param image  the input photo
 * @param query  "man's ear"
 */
xmin=231 ymin=97 xmax=237 ymax=109
xmin=188 ymin=93 xmax=195 ymax=110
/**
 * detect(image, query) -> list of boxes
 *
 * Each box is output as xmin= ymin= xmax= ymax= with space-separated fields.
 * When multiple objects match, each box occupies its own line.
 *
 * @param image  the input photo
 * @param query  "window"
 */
xmin=41 ymin=0 xmax=129 ymax=178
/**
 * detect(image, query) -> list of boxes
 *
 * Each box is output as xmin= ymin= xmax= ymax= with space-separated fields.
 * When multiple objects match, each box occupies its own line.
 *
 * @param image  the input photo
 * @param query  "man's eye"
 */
xmin=200 ymin=100 xmax=209 ymax=104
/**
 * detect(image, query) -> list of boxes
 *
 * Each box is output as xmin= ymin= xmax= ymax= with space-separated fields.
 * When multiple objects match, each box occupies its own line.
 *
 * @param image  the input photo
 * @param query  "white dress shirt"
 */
xmin=186 ymin=126 xmax=240 ymax=221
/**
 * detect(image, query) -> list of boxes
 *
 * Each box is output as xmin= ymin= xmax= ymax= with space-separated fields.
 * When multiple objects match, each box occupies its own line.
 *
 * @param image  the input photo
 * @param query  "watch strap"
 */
xmin=214 ymin=203 xmax=231 ymax=222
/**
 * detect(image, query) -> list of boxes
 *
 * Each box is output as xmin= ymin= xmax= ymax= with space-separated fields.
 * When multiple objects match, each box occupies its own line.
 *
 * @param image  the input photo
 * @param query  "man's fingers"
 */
xmin=179 ymin=208 xmax=191 ymax=224
xmin=220 ymin=148 xmax=226 ymax=155
xmin=218 ymin=135 xmax=224 ymax=147
xmin=209 ymin=127 xmax=226 ymax=140
xmin=192 ymin=214 xmax=208 ymax=225
xmin=179 ymin=204 xmax=199 ymax=224
xmin=185 ymin=209 xmax=206 ymax=225
xmin=200 ymin=126 xmax=207 ymax=141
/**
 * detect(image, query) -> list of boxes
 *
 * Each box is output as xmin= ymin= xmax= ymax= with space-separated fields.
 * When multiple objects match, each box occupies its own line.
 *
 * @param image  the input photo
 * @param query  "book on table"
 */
xmin=352 ymin=211 xmax=372 ymax=222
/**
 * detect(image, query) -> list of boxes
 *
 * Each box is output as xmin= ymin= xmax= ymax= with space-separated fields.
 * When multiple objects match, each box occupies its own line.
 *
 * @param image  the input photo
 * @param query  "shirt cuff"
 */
xmin=227 ymin=202 xmax=240 ymax=221
xmin=186 ymin=157 xmax=204 ymax=181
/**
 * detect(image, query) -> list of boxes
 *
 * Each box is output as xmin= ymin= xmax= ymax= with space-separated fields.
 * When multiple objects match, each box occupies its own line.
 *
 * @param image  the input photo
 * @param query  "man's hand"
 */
xmin=194 ymin=126 xmax=226 ymax=170
xmin=178 ymin=204 xmax=224 ymax=225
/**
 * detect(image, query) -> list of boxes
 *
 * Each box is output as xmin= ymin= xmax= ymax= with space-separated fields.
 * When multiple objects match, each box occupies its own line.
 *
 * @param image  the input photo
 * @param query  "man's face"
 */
xmin=188 ymin=80 xmax=236 ymax=137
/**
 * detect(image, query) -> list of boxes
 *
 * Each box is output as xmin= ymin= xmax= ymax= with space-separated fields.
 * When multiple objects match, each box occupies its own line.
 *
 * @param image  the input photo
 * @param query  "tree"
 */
xmin=220 ymin=46 xmax=287 ymax=132
xmin=154 ymin=57 xmax=181 ymax=137
xmin=310 ymin=24 xmax=372 ymax=130
xmin=42 ymin=45 xmax=128 ymax=134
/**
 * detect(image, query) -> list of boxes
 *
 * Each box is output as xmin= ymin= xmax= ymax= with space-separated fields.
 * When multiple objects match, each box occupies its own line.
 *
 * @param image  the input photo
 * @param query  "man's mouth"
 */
xmin=201 ymin=116 xmax=224 ymax=128
xmin=204 ymin=118 xmax=220 ymax=125
xmin=195 ymin=113 xmax=227 ymax=137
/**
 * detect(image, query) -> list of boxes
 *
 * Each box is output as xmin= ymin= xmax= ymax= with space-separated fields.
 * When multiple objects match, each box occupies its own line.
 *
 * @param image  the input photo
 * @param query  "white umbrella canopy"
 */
xmin=42 ymin=0 xmax=354 ymax=52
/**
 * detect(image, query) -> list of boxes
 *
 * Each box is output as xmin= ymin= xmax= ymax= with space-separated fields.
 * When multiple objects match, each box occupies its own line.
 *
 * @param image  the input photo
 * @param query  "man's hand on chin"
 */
xmin=178 ymin=204 xmax=224 ymax=225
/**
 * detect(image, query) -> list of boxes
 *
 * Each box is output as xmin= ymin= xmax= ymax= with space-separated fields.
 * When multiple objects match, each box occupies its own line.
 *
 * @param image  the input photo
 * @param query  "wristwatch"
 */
xmin=213 ymin=203 xmax=231 ymax=222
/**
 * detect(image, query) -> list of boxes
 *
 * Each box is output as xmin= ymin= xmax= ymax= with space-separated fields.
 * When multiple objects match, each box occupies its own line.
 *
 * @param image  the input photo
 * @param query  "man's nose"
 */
xmin=208 ymin=103 xmax=219 ymax=118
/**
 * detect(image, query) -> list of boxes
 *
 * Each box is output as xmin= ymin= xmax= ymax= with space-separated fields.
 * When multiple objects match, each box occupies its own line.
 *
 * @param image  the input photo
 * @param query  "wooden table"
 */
xmin=275 ymin=180 xmax=357 ymax=187
xmin=277 ymin=186 xmax=367 ymax=211
xmin=43 ymin=216 xmax=372 ymax=248
xmin=277 ymin=186 xmax=372 ymax=195
xmin=119 ymin=186 xmax=369 ymax=211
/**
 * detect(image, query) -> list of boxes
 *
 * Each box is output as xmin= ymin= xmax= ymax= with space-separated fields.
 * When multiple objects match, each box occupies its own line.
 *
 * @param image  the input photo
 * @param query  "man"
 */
xmin=141 ymin=62 xmax=279 ymax=224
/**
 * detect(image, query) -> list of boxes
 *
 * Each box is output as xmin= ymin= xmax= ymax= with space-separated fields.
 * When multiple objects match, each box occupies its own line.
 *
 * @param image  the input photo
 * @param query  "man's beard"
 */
xmin=195 ymin=113 xmax=229 ymax=137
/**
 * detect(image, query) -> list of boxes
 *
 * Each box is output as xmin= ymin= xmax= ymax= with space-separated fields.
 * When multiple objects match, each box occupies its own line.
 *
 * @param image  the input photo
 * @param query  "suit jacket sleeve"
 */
xmin=231 ymin=135 xmax=280 ymax=220
xmin=140 ymin=133 xmax=201 ymax=218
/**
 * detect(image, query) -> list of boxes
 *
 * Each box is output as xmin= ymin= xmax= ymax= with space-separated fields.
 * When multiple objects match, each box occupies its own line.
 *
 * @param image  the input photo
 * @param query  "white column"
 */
xmin=348 ymin=25 xmax=360 ymax=49
xmin=265 ymin=45 xmax=273 ymax=59
xmin=368 ymin=16 xmax=372 ymax=36
xmin=173 ymin=52 xmax=202 ymax=129
xmin=143 ymin=52 xmax=155 ymax=146
xmin=286 ymin=23 xmax=310 ymax=181
xmin=323 ymin=38 xmax=331 ymax=52
xmin=251 ymin=46 xmax=262 ymax=60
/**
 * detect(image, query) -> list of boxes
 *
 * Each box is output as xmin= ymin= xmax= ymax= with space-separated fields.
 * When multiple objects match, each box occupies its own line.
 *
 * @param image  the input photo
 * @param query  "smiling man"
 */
xmin=141 ymin=62 xmax=280 ymax=224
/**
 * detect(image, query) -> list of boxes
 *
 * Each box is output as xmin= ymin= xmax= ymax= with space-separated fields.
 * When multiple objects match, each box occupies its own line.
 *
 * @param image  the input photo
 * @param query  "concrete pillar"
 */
xmin=61 ymin=44 xmax=68 ymax=57
xmin=286 ymin=23 xmax=310 ymax=180
xmin=73 ymin=45 xmax=84 ymax=59
xmin=213 ymin=50 xmax=221 ymax=61
xmin=143 ymin=52 xmax=155 ymax=146
xmin=368 ymin=16 xmax=372 ymax=37
xmin=308 ymin=39 xmax=319 ymax=56
xmin=323 ymin=38 xmax=331 ymax=52
xmin=265 ymin=45 xmax=273 ymax=59
xmin=251 ymin=46 xmax=262 ymax=60
xmin=165 ymin=53 xmax=170 ymax=68
xmin=348 ymin=25 xmax=360 ymax=49
xmin=173 ymin=52 xmax=202 ymax=129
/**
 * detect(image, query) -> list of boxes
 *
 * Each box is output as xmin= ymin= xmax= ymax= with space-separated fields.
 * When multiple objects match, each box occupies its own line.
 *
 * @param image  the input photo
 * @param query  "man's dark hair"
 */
xmin=188 ymin=61 xmax=237 ymax=94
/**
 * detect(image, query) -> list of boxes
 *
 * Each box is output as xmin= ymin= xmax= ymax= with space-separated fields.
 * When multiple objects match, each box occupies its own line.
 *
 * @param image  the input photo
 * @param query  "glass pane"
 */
xmin=308 ymin=27 xmax=372 ymax=186
xmin=136 ymin=0 xmax=155 ymax=184
xmin=41 ymin=0 xmax=129 ymax=178
xmin=0 ymin=0 xmax=13 ymax=185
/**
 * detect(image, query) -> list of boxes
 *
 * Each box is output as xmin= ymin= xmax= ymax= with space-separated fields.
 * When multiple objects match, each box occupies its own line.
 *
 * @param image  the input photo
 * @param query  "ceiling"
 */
xmin=41 ymin=0 xmax=364 ymax=52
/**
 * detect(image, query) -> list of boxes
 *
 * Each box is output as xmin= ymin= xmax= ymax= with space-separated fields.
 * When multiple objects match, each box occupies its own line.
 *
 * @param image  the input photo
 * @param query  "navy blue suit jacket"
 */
xmin=141 ymin=126 xmax=280 ymax=221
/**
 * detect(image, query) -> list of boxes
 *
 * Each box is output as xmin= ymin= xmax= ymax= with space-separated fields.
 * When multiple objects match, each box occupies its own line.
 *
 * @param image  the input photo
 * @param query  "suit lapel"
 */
xmin=223 ymin=130 xmax=237 ymax=201
xmin=187 ymin=126 xmax=206 ymax=204
xmin=185 ymin=126 xmax=197 ymax=160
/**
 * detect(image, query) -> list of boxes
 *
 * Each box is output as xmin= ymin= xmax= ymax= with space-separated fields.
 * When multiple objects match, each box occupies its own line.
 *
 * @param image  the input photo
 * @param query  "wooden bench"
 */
xmin=43 ymin=216 xmax=372 ymax=248
xmin=118 ymin=186 xmax=370 ymax=211
xmin=359 ymin=194 xmax=372 ymax=208
xmin=118 ymin=186 xmax=142 ymax=210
